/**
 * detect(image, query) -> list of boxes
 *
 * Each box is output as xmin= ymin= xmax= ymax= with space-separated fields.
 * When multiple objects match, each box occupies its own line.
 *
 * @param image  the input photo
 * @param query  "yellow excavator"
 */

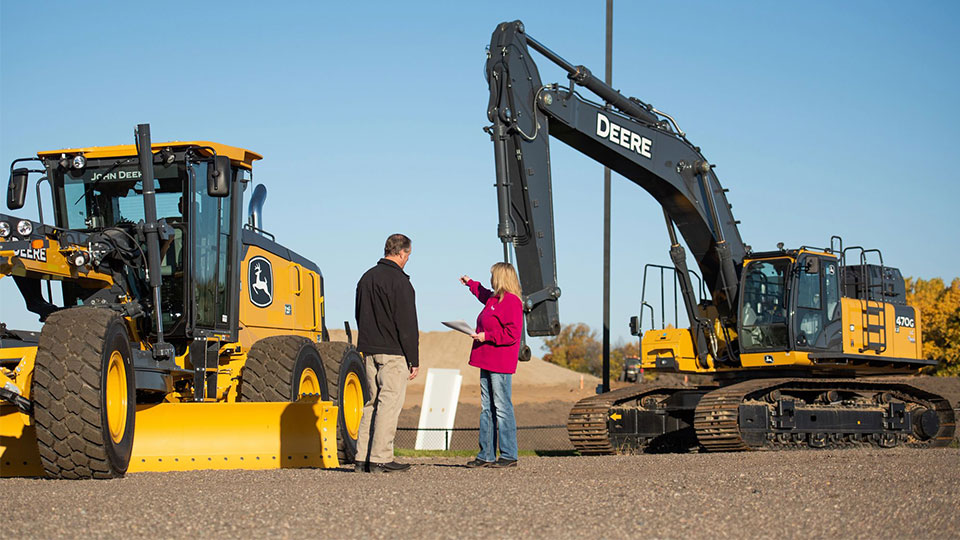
xmin=1 ymin=124 xmax=367 ymax=478
xmin=485 ymin=21 xmax=955 ymax=452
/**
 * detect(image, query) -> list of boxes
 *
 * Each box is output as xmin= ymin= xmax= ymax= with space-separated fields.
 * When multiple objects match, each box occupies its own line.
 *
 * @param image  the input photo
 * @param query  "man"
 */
xmin=354 ymin=233 xmax=419 ymax=473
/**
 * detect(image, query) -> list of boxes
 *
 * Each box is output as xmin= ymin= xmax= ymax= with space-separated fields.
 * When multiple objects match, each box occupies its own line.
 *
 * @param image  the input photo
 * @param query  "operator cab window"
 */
xmin=740 ymin=259 xmax=789 ymax=351
xmin=189 ymin=161 xmax=232 ymax=331
xmin=824 ymin=261 xmax=840 ymax=321
xmin=57 ymin=162 xmax=181 ymax=230
xmin=55 ymin=161 xmax=186 ymax=326
xmin=795 ymin=257 xmax=823 ymax=347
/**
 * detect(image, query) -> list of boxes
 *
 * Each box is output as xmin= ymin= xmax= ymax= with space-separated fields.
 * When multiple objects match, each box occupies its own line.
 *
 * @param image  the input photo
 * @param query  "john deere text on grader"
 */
xmin=1 ymin=124 xmax=367 ymax=478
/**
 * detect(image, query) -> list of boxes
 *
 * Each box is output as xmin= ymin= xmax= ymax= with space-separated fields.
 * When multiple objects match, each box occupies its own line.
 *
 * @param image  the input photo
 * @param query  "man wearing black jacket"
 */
xmin=353 ymin=233 xmax=419 ymax=473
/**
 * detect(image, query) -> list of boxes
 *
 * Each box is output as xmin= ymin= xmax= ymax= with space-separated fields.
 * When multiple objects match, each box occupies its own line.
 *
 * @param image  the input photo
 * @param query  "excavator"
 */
xmin=485 ymin=21 xmax=955 ymax=452
xmin=1 ymin=124 xmax=367 ymax=478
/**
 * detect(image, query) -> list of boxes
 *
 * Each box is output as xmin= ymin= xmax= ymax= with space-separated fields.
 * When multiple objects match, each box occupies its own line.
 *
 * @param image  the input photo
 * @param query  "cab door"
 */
xmin=187 ymin=160 xmax=239 ymax=341
xmin=791 ymin=255 xmax=842 ymax=351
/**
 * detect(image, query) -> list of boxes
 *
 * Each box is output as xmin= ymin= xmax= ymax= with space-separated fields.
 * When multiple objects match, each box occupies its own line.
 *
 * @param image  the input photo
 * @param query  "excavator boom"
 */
xmin=486 ymin=21 xmax=745 ymax=334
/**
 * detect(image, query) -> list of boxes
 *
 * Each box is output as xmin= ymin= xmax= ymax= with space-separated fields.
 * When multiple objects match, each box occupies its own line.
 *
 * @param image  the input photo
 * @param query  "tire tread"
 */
xmin=317 ymin=342 xmax=366 ymax=463
xmin=33 ymin=307 xmax=128 ymax=479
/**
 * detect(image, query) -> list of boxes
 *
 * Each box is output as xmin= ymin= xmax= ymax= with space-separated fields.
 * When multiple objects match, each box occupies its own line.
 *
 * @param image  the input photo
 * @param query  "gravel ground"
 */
xmin=3 ymin=448 xmax=957 ymax=539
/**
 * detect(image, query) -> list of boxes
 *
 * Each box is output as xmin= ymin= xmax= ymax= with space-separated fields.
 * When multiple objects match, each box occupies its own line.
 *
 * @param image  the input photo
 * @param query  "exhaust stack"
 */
xmin=247 ymin=184 xmax=267 ymax=230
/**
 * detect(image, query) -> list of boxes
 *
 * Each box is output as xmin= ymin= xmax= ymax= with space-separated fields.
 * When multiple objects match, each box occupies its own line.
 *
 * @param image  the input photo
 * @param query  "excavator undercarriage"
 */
xmin=569 ymin=379 xmax=955 ymax=454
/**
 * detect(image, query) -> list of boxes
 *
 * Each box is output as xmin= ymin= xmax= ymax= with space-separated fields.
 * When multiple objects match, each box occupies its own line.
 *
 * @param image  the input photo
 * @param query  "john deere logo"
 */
xmin=248 ymin=256 xmax=273 ymax=308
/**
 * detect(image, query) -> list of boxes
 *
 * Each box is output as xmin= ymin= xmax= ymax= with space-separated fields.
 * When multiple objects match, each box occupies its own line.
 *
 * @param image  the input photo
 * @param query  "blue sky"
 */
xmin=2 ymin=1 xmax=958 ymax=353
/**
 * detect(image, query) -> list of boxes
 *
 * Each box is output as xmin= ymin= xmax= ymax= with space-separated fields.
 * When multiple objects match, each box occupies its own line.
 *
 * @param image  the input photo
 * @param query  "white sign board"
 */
xmin=415 ymin=368 xmax=463 ymax=450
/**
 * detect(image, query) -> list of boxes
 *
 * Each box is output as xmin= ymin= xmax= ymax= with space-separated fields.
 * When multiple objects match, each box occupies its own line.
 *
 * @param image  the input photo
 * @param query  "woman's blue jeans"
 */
xmin=477 ymin=369 xmax=518 ymax=462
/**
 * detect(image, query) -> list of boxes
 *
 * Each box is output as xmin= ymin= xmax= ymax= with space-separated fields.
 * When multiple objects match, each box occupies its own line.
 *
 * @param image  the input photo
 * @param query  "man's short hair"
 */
xmin=384 ymin=233 xmax=412 ymax=257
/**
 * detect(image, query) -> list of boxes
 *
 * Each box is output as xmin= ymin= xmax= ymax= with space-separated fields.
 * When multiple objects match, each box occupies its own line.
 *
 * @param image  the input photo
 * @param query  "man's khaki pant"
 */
xmin=355 ymin=353 xmax=409 ymax=464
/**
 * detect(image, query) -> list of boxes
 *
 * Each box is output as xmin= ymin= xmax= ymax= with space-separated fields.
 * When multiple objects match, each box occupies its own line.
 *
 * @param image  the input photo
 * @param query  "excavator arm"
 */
xmin=486 ymin=21 xmax=745 ymax=344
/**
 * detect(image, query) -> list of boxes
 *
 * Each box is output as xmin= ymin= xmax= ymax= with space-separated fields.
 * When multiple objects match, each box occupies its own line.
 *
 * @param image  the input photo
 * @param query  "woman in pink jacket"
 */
xmin=460 ymin=262 xmax=523 ymax=468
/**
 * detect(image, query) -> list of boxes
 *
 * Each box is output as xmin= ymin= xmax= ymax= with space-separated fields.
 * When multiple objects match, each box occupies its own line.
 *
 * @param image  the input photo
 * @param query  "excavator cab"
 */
xmin=737 ymin=251 xmax=843 ymax=361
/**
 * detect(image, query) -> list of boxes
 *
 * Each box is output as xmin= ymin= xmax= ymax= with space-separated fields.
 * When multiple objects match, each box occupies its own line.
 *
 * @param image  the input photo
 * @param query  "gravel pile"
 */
xmin=3 ymin=448 xmax=957 ymax=538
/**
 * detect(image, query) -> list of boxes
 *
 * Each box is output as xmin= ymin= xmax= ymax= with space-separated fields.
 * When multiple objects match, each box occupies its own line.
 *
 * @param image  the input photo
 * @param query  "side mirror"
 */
xmin=805 ymin=257 xmax=820 ymax=274
xmin=7 ymin=168 xmax=29 ymax=210
xmin=207 ymin=156 xmax=231 ymax=197
xmin=629 ymin=315 xmax=641 ymax=336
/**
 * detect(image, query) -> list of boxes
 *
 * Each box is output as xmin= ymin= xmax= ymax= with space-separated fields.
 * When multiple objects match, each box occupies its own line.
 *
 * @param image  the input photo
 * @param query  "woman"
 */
xmin=460 ymin=262 xmax=523 ymax=468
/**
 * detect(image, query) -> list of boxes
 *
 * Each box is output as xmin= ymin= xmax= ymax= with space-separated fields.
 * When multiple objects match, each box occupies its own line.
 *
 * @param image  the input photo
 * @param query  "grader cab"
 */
xmin=1 ymin=125 xmax=367 ymax=478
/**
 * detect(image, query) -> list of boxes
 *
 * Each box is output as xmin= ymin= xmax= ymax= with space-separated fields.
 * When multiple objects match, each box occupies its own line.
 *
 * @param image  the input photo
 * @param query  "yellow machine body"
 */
xmin=36 ymin=141 xmax=263 ymax=169
xmin=639 ymin=249 xmax=927 ymax=377
xmin=1 ymin=139 xmax=359 ymax=478
xmin=3 ymin=401 xmax=339 ymax=475
xmin=238 ymin=244 xmax=324 ymax=347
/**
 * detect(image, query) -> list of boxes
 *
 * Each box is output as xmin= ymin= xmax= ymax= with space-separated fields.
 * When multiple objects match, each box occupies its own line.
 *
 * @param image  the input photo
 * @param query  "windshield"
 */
xmin=740 ymin=259 xmax=790 ymax=351
xmin=57 ymin=161 xmax=184 ymax=230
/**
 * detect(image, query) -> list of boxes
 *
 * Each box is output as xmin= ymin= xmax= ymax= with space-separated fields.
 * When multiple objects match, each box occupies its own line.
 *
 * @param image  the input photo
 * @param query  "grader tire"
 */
xmin=32 ymin=307 xmax=136 ymax=479
xmin=240 ymin=336 xmax=329 ymax=402
xmin=317 ymin=342 xmax=368 ymax=464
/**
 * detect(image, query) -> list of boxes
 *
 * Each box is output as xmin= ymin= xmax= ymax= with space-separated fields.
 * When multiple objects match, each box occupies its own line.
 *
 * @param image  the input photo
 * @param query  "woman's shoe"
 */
xmin=465 ymin=459 xmax=495 ymax=468
xmin=490 ymin=458 xmax=517 ymax=468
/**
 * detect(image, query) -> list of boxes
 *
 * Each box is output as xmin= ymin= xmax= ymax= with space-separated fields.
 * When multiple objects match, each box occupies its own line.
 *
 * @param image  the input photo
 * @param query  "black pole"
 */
xmin=135 ymin=124 xmax=171 ymax=359
xmin=602 ymin=0 xmax=612 ymax=394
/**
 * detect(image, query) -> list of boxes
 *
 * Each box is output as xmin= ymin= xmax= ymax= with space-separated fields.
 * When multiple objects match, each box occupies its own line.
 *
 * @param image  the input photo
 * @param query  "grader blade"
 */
xmin=128 ymin=401 xmax=340 ymax=472
xmin=1 ymin=401 xmax=340 ymax=477
xmin=1 ymin=405 xmax=44 ymax=476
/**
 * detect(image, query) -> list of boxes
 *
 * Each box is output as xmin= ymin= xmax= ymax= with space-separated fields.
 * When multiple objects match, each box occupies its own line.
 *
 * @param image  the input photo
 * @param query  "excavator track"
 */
xmin=569 ymin=379 xmax=955 ymax=455
xmin=693 ymin=379 xmax=781 ymax=452
xmin=568 ymin=384 xmax=711 ymax=454
xmin=694 ymin=378 xmax=956 ymax=452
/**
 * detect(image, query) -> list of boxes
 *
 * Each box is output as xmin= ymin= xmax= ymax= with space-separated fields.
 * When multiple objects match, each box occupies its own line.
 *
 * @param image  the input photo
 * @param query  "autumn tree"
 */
xmin=542 ymin=323 xmax=601 ymax=375
xmin=905 ymin=277 xmax=960 ymax=376
xmin=542 ymin=323 xmax=641 ymax=378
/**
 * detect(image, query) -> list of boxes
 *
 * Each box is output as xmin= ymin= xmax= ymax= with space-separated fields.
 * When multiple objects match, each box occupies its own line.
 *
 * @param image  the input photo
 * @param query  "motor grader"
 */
xmin=1 ymin=124 xmax=368 ymax=478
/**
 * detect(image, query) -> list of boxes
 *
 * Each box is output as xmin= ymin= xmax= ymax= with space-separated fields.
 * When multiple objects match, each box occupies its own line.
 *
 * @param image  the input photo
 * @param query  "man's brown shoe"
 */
xmin=490 ymin=458 xmax=517 ymax=468
xmin=465 ymin=459 xmax=495 ymax=468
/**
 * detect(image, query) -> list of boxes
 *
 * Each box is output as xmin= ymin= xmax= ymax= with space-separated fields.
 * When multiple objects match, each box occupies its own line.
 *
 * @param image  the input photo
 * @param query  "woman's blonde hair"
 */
xmin=490 ymin=262 xmax=522 ymax=301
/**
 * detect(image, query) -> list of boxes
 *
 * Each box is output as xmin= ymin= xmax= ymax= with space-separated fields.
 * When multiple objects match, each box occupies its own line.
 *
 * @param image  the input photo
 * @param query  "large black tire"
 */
xmin=317 ymin=342 xmax=368 ymax=463
xmin=32 ymin=307 xmax=136 ymax=479
xmin=240 ymin=336 xmax=329 ymax=402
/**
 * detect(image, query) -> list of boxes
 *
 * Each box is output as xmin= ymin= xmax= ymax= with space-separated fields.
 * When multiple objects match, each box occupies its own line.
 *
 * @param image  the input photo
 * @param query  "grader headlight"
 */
xmin=0 ymin=221 xmax=10 ymax=238
xmin=16 ymin=220 xmax=32 ymax=237
xmin=72 ymin=154 xmax=86 ymax=170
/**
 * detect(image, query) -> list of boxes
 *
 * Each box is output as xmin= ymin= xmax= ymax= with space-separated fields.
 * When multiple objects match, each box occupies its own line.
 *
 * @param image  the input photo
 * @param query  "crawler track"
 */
xmin=694 ymin=378 xmax=956 ymax=452
xmin=570 ymin=378 xmax=955 ymax=454
xmin=567 ymin=384 xmax=699 ymax=454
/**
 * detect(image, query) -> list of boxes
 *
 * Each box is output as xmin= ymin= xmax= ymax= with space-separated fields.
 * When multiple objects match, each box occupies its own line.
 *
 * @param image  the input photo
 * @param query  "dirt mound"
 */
xmin=329 ymin=329 xmax=599 ymax=389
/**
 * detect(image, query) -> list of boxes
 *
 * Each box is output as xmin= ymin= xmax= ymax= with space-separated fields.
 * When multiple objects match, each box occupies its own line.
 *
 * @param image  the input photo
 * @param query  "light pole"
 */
xmin=602 ymin=0 xmax=612 ymax=394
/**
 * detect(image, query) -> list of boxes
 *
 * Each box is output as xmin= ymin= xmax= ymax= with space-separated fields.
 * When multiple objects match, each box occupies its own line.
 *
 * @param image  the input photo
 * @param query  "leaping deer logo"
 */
xmin=249 ymin=256 xmax=273 ymax=307
xmin=253 ymin=264 xmax=271 ymax=298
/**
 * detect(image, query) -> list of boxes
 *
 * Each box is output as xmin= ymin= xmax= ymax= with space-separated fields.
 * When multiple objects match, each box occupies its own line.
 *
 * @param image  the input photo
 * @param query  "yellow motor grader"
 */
xmin=1 ymin=124 xmax=367 ymax=478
